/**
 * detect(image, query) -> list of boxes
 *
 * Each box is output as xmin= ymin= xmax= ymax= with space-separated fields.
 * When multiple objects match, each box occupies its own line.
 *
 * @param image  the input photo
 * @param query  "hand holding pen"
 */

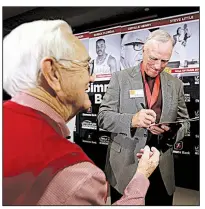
xmin=139 ymin=103 xmax=170 ymax=135
xmin=131 ymin=103 xmax=156 ymax=128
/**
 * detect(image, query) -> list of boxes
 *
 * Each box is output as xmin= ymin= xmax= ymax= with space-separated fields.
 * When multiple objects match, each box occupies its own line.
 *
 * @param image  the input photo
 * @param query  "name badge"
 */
xmin=129 ymin=89 xmax=144 ymax=98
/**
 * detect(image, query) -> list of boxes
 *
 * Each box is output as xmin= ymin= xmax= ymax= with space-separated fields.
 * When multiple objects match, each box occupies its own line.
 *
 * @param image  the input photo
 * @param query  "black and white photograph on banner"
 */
xmin=89 ymin=27 xmax=121 ymax=80
xmin=160 ymin=16 xmax=199 ymax=69
xmin=120 ymin=29 xmax=150 ymax=70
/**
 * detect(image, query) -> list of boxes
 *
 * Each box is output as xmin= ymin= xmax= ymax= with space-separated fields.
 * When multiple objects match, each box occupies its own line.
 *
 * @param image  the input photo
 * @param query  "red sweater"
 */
xmin=3 ymin=101 xmax=93 ymax=205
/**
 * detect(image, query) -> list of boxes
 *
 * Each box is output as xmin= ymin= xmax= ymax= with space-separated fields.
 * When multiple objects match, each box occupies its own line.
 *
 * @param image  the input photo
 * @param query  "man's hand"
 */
xmin=136 ymin=146 xmax=160 ymax=178
xmin=132 ymin=109 xmax=156 ymax=128
xmin=148 ymin=124 xmax=170 ymax=135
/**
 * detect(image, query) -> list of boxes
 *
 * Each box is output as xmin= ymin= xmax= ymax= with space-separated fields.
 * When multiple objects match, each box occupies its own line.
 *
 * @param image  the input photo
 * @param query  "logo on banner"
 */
xmin=195 ymin=110 xmax=199 ymax=117
xmin=184 ymin=94 xmax=191 ymax=102
xmin=195 ymin=145 xmax=199 ymax=155
xmin=81 ymin=120 xmax=97 ymax=130
xmin=194 ymin=76 xmax=199 ymax=84
xmin=87 ymin=133 xmax=92 ymax=141
xmin=183 ymin=82 xmax=190 ymax=86
xmin=174 ymin=141 xmax=183 ymax=151
xmin=99 ymin=135 xmax=110 ymax=145
xmin=82 ymin=132 xmax=97 ymax=144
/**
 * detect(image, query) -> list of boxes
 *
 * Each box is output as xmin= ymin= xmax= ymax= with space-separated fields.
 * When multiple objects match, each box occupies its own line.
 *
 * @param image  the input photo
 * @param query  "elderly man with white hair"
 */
xmin=3 ymin=19 xmax=160 ymax=206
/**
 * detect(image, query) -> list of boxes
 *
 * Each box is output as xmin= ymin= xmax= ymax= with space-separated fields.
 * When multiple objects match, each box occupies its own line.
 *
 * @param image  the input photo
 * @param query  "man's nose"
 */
xmin=90 ymin=74 xmax=95 ymax=83
xmin=154 ymin=60 xmax=162 ymax=70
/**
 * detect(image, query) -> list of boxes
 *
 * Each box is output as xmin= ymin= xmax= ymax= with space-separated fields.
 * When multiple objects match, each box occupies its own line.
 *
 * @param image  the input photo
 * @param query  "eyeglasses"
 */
xmin=124 ymin=42 xmax=144 ymax=51
xmin=58 ymin=58 xmax=94 ymax=76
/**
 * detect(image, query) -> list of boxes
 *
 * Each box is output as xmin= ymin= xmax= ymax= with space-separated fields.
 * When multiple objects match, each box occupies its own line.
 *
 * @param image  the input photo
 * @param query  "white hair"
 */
xmin=144 ymin=29 xmax=174 ymax=47
xmin=3 ymin=19 xmax=73 ymax=97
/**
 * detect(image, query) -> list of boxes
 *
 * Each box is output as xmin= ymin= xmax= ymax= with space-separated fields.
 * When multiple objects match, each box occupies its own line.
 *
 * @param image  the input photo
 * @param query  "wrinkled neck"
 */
xmin=27 ymin=86 xmax=73 ymax=122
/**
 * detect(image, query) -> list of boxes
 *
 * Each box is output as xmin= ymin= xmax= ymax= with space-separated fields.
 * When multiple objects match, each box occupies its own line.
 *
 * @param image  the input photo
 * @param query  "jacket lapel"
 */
xmin=160 ymin=71 xmax=172 ymax=122
xmin=127 ymin=64 xmax=146 ymax=109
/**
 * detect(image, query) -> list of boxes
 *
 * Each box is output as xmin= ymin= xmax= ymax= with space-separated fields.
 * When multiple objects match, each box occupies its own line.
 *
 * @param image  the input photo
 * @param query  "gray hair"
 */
xmin=144 ymin=29 xmax=174 ymax=47
xmin=3 ymin=19 xmax=73 ymax=97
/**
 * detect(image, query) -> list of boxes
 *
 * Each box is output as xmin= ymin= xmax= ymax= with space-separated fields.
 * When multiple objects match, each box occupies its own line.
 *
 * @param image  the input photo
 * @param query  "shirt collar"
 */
xmin=11 ymin=92 xmax=70 ymax=138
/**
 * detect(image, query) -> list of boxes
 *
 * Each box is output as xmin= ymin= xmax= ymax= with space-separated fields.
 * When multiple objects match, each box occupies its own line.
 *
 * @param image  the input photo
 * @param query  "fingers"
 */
xmin=139 ymin=147 xmax=159 ymax=155
xmin=151 ymin=126 xmax=164 ymax=132
xmin=136 ymin=151 xmax=153 ymax=159
xmin=148 ymin=124 xmax=170 ymax=135
xmin=132 ymin=109 xmax=157 ymax=128
xmin=140 ymin=110 xmax=156 ymax=127
xmin=139 ymin=148 xmax=153 ymax=155
xmin=150 ymin=129 xmax=162 ymax=135
xmin=144 ymin=114 xmax=156 ymax=124
xmin=150 ymin=147 xmax=160 ymax=161
xmin=136 ymin=153 xmax=143 ymax=159
xmin=160 ymin=125 xmax=170 ymax=131
xmin=151 ymin=146 xmax=159 ymax=153
xmin=137 ymin=147 xmax=155 ymax=159
xmin=144 ymin=109 xmax=157 ymax=119
xmin=148 ymin=125 xmax=165 ymax=135
xmin=137 ymin=147 xmax=160 ymax=159
xmin=136 ymin=120 xmax=151 ymax=129
xmin=143 ymin=119 xmax=153 ymax=127
xmin=136 ymin=146 xmax=160 ymax=178
xmin=141 ymin=145 xmax=150 ymax=160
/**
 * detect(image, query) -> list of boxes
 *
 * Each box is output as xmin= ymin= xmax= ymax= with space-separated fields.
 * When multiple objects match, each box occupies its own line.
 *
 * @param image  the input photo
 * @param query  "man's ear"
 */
xmin=40 ymin=57 xmax=61 ymax=92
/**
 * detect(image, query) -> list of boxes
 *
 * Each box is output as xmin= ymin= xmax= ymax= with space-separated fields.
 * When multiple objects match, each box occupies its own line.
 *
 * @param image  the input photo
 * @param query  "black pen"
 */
xmin=140 ymin=103 xmax=146 ymax=109
xmin=140 ymin=103 xmax=149 ymax=129
xmin=140 ymin=103 xmax=156 ymax=128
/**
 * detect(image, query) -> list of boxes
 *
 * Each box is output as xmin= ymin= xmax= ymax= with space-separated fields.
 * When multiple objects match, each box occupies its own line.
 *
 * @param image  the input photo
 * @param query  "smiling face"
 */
xmin=142 ymin=39 xmax=173 ymax=77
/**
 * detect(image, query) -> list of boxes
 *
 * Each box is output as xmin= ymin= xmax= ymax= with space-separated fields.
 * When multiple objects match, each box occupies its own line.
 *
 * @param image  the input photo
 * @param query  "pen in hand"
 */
xmin=140 ymin=103 xmax=156 ymax=128
xmin=140 ymin=103 xmax=146 ymax=109
xmin=140 ymin=103 xmax=150 ymax=129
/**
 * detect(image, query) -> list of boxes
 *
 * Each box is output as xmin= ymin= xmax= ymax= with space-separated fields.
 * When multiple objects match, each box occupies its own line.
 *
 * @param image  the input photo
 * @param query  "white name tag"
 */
xmin=129 ymin=89 xmax=144 ymax=98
